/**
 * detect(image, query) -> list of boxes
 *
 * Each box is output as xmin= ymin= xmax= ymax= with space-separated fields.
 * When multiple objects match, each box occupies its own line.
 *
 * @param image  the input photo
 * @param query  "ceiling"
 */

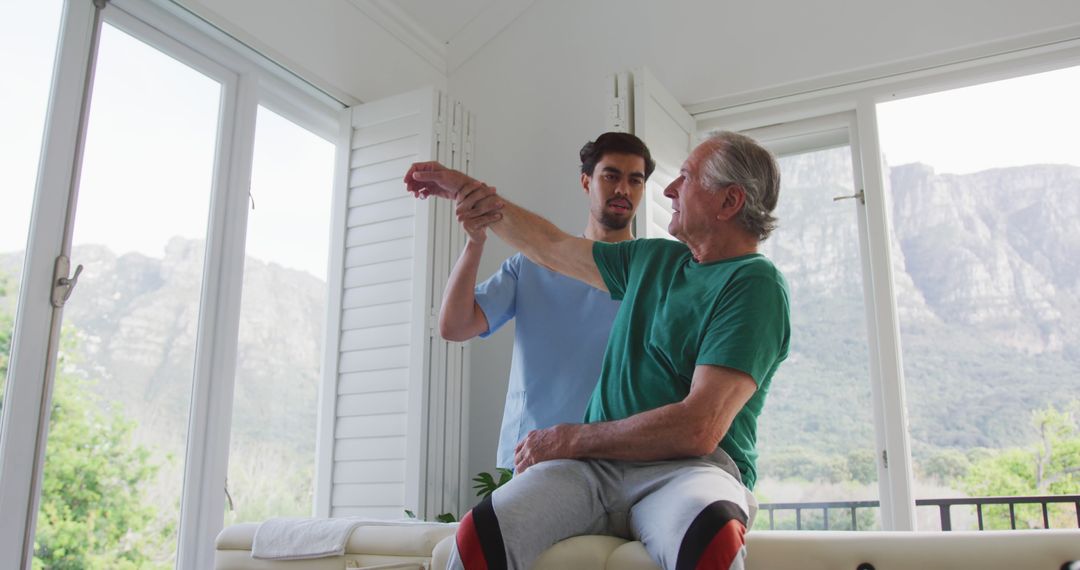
xmin=395 ymin=0 xmax=493 ymax=44
xmin=348 ymin=0 xmax=536 ymax=73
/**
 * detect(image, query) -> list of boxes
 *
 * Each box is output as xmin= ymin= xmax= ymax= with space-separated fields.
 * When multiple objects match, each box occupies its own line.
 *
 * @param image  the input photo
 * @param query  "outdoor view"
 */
xmin=755 ymin=66 xmax=1080 ymax=530
xmin=0 ymin=5 xmax=334 ymax=567
xmin=881 ymin=66 xmax=1080 ymax=529
xmin=225 ymin=105 xmax=335 ymax=526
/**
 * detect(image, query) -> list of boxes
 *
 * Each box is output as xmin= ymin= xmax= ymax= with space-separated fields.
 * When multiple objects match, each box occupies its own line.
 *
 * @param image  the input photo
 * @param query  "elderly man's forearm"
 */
xmin=567 ymin=402 xmax=723 ymax=461
xmin=486 ymin=200 xmax=605 ymax=291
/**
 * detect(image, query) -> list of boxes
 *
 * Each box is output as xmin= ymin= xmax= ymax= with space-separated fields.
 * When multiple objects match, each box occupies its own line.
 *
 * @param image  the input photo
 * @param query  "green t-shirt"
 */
xmin=587 ymin=238 xmax=790 ymax=489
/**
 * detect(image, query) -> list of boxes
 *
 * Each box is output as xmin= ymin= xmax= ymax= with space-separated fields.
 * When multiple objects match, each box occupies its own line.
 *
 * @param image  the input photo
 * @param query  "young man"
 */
xmin=406 ymin=131 xmax=789 ymax=570
xmin=438 ymin=132 xmax=655 ymax=471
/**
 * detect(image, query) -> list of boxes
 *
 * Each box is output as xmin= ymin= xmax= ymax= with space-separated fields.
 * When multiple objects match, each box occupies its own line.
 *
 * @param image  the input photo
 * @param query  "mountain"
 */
xmin=758 ymin=151 xmax=1080 ymax=459
xmin=0 ymin=238 xmax=325 ymax=455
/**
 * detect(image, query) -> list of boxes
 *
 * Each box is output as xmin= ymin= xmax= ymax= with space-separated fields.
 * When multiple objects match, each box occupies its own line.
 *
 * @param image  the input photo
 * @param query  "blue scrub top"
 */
xmin=475 ymin=253 xmax=620 ymax=470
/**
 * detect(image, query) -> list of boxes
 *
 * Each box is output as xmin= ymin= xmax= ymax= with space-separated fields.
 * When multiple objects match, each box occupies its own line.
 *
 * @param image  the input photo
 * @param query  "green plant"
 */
xmin=404 ymin=509 xmax=457 ymax=523
xmin=402 ymin=468 xmax=513 ymax=524
xmin=472 ymin=468 xmax=513 ymax=499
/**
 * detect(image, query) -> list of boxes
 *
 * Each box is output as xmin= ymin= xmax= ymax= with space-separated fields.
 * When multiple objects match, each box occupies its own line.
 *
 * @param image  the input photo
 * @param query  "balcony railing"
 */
xmin=758 ymin=495 xmax=1080 ymax=531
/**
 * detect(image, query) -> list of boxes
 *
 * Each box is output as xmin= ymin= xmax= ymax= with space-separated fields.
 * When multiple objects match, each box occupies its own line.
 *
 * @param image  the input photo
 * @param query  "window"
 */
xmin=225 ymin=106 xmax=335 ymax=524
xmin=696 ymin=42 xmax=1080 ymax=532
xmin=877 ymin=65 xmax=1080 ymax=530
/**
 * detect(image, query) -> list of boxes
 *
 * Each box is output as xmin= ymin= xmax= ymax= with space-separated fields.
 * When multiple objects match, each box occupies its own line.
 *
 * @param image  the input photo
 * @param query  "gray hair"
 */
xmin=699 ymin=131 xmax=781 ymax=241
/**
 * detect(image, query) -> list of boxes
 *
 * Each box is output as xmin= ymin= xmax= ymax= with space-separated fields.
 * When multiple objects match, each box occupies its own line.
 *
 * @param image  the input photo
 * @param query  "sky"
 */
xmin=876 ymin=65 xmax=1080 ymax=174
xmin=2 ymin=1 xmax=1078 ymax=278
xmin=1 ymin=1 xmax=335 ymax=281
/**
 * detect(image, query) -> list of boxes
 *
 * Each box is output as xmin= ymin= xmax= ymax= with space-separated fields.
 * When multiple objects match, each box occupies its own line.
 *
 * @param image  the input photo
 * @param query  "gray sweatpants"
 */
xmin=447 ymin=448 xmax=755 ymax=570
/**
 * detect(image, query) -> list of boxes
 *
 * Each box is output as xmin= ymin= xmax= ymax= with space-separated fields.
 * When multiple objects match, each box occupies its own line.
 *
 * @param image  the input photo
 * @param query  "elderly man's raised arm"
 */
xmin=405 ymin=161 xmax=606 ymax=291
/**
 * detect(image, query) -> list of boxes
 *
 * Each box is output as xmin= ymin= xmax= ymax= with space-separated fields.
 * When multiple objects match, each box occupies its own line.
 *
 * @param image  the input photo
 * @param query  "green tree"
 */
xmin=0 ymin=274 xmax=173 ymax=569
xmin=918 ymin=449 xmax=971 ymax=484
xmin=760 ymin=448 xmax=857 ymax=484
xmin=962 ymin=401 xmax=1080 ymax=529
xmin=1 ymin=272 xmax=13 ymax=399
xmin=33 ymin=374 xmax=172 ymax=569
xmin=845 ymin=449 xmax=878 ymax=485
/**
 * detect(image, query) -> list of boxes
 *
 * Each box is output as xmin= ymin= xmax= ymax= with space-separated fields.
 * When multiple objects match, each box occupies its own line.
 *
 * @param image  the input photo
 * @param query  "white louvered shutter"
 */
xmin=419 ymin=99 xmax=475 ymax=520
xmin=317 ymin=87 xmax=470 ymax=520
xmin=609 ymin=67 xmax=695 ymax=240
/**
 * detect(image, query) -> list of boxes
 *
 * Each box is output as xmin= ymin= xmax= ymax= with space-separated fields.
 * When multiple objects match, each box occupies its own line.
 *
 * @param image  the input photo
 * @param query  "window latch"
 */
xmin=51 ymin=255 xmax=84 ymax=308
xmin=833 ymin=189 xmax=865 ymax=204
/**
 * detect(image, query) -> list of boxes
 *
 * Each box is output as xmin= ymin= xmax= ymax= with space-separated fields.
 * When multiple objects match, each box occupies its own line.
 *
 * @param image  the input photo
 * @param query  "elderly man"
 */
xmin=405 ymin=131 xmax=790 ymax=570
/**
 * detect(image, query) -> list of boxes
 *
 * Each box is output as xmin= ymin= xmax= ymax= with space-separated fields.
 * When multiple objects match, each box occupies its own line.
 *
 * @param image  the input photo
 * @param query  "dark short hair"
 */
xmin=579 ymin=132 xmax=656 ymax=180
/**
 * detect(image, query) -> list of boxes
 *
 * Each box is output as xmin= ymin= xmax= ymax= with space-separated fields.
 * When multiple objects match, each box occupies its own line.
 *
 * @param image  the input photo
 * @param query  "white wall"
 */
xmin=447 ymin=0 xmax=1080 ymax=500
xmin=175 ymin=0 xmax=446 ymax=104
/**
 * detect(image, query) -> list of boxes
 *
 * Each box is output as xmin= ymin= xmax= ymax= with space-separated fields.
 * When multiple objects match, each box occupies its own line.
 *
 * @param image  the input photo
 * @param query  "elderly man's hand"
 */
xmin=404 ymin=161 xmax=479 ymax=200
xmin=513 ymin=424 xmax=579 ymax=474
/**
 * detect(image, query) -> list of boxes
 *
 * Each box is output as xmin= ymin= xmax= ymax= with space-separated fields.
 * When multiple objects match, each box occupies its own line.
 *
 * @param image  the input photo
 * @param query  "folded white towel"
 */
xmin=251 ymin=517 xmax=448 ymax=560
xmin=252 ymin=517 xmax=365 ymax=560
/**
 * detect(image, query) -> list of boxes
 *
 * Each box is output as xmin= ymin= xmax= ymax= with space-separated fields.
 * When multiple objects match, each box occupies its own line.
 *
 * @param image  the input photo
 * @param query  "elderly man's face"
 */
xmin=662 ymin=142 xmax=726 ymax=244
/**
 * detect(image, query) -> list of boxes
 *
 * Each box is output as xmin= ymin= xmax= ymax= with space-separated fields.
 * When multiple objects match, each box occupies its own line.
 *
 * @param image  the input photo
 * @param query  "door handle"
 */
xmin=833 ymin=189 xmax=865 ymax=204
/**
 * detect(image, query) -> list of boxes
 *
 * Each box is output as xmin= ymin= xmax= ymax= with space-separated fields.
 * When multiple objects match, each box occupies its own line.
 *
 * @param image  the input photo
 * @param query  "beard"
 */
xmin=598 ymin=210 xmax=632 ymax=230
